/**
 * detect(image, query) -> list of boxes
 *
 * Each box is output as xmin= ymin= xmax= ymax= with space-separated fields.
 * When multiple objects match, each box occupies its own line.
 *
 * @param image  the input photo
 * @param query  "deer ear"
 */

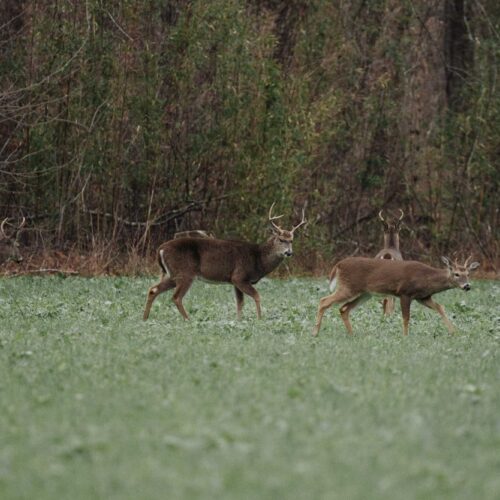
xmin=468 ymin=261 xmax=480 ymax=271
xmin=441 ymin=256 xmax=452 ymax=269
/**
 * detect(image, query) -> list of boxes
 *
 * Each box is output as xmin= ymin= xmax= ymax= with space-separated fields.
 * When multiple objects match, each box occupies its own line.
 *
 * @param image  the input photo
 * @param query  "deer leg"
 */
xmin=400 ymin=296 xmax=412 ymax=335
xmin=313 ymin=291 xmax=356 ymax=337
xmin=417 ymin=297 xmax=456 ymax=334
xmin=339 ymin=293 xmax=370 ymax=335
xmin=233 ymin=281 xmax=261 ymax=319
xmin=143 ymin=278 xmax=176 ymax=320
xmin=172 ymin=277 xmax=194 ymax=320
xmin=383 ymin=297 xmax=395 ymax=316
xmin=234 ymin=287 xmax=244 ymax=320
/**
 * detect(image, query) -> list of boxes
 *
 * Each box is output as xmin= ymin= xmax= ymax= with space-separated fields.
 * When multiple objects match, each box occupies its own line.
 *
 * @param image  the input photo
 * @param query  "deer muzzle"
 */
xmin=462 ymin=283 xmax=471 ymax=291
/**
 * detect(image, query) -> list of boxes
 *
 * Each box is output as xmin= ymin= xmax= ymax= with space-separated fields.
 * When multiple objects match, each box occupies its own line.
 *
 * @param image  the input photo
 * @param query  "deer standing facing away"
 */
xmin=374 ymin=209 xmax=404 ymax=315
xmin=143 ymin=205 xmax=306 ymax=321
xmin=313 ymin=255 xmax=479 ymax=337
xmin=0 ymin=217 xmax=26 ymax=264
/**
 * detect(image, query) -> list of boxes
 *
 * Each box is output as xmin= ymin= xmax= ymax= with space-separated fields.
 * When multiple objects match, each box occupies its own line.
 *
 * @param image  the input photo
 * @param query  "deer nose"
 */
xmin=284 ymin=249 xmax=293 ymax=257
xmin=463 ymin=283 xmax=471 ymax=291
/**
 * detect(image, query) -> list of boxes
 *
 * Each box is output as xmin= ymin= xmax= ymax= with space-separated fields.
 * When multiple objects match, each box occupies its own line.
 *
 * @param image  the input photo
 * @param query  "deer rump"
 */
xmin=159 ymin=237 xmax=266 ymax=284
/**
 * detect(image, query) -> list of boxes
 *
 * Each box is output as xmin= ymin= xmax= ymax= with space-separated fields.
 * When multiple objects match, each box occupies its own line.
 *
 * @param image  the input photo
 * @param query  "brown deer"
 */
xmin=143 ymin=204 xmax=306 ymax=321
xmin=314 ymin=255 xmax=479 ymax=337
xmin=173 ymin=230 xmax=215 ymax=239
xmin=374 ymin=209 xmax=404 ymax=315
xmin=0 ymin=217 xmax=26 ymax=264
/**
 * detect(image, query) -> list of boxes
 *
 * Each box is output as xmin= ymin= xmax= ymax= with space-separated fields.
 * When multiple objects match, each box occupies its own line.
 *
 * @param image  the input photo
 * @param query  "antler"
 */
xmin=0 ymin=218 xmax=8 ymax=239
xmin=291 ymin=207 xmax=307 ymax=234
xmin=397 ymin=209 xmax=404 ymax=221
xmin=268 ymin=202 xmax=284 ymax=232
xmin=464 ymin=254 xmax=472 ymax=267
xmin=378 ymin=210 xmax=385 ymax=223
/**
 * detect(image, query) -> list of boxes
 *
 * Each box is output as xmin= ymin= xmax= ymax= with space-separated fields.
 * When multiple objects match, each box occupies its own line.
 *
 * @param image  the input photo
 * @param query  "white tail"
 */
xmin=313 ymin=255 xmax=479 ymax=337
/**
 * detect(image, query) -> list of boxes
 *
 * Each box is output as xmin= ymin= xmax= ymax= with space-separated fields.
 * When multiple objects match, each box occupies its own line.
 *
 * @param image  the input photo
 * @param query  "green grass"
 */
xmin=0 ymin=276 xmax=499 ymax=500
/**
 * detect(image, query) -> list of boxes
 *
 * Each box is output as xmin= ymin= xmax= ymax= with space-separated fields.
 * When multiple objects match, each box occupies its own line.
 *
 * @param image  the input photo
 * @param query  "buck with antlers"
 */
xmin=374 ymin=209 xmax=404 ymax=315
xmin=314 ymin=255 xmax=479 ymax=337
xmin=143 ymin=204 xmax=306 ymax=321
xmin=0 ymin=217 xmax=26 ymax=264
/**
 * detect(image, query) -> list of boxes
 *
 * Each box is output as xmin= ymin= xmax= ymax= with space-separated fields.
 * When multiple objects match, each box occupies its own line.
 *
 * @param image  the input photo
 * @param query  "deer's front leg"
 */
xmin=234 ymin=287 xmax=244 ymax=320
xmin=400 ymin=296 xmax=412 ymax=335
xmin=417 ymin=297 xmax=456 ymax=334
xmin=233 ymin=281 xmax=261 ymax=319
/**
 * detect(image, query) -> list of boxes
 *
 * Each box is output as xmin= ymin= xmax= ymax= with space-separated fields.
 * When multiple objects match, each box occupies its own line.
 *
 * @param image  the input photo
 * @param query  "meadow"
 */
xmin=0 ymin=276 xmax=499 ymax=500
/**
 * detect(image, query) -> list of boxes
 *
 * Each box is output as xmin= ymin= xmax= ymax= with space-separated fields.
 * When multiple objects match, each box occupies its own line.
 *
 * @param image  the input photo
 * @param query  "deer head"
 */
xmin=268 ymin=203 xmax=307 ymax=257
xmin=378 ymin=209 xmax=404 ymax=234
xmin=0 ymin=217 xmax=26 ymax=263
xmin=441 ymin=256 xmax=480 ymax=291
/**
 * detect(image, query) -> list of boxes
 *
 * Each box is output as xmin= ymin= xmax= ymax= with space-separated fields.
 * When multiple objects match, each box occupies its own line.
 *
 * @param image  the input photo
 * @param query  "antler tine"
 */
xmin=291 ymin=207 xmax=307 ymax=234
xmin=0 ymin=218 xmax=8 ymax=239
xmin=18 ymin=216 xmax=26 ymax=230
xmin=464 ymin=254 xmax=472 ymax=267
xmin=397 ymin=208 xmax=404 ymax=221
xmin=268 ymin=202 xmax=284 ymax=232
xmin=378 ymin=210 xmax=385 ymax=222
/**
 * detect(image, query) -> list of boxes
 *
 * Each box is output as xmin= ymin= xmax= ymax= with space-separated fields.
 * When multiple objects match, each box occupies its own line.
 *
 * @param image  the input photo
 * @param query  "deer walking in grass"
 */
xmin=0 ymin=217 xmax=26 ymax=264
xmin=143 ymin=205 xmax=306 ymax=321
xmin=374 ymin=209 xmax=404 ymax=315
xmin=313 ymin=255 xmax=479 ymax=337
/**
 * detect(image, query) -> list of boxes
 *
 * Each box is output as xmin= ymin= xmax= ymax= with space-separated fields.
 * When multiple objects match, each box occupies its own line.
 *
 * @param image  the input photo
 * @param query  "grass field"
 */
xmin=0 ymin=276 xmax=499 ymax=500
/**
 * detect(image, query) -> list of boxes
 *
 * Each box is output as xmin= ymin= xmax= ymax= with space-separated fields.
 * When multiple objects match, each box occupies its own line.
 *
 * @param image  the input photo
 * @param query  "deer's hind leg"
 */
xmin=143 ymin=277 xmax=176 ymax=320
xmin=340 ymin=293 xmax=371 ymax=334
xmin=172 ymin=276 xmax=194 ymax=320
xmin=313 ymin=290 xmax=358 ymax=337
xmin=417 ymin=296 xmax=455 ymax=334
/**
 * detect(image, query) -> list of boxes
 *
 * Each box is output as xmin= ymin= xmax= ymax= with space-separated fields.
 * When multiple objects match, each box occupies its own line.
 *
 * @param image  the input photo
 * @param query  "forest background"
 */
xmin=0 ymin=0 xmax=498 ymax=275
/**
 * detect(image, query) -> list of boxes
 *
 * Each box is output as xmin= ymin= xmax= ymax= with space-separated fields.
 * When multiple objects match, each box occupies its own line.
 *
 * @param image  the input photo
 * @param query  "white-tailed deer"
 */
xmin=0 ymin=217 xmax=26 ymax=264
xmin=374 ymin=209 xmax=404 ymax=315
xmin=144 ymin=204 xmax=306 ymax=321
xmin=314 ymin=255 xmax=479 ymax=337
xmin=173 ymin=230 xmax=215 ymax=239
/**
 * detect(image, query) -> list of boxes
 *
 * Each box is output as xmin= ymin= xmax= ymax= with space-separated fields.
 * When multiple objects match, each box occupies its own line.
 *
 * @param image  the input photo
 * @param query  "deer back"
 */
xmin=159 ymin=238 xmax=266 ymax=283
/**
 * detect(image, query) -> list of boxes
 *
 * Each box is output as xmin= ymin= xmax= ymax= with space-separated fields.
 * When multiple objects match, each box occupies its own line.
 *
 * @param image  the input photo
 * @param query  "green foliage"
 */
xmin=0 ymin=277 xmax=499 ymax=498
xmin=0 ymin=0 xmax=498 ymax=264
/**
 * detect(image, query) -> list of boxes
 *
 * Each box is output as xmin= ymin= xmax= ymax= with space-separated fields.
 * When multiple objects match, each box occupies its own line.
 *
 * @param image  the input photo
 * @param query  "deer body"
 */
xmin=314 ymin=256 xmax=479 ymax=337
xmin=160 ymin=237 xmax=284 ymax=284
xmin=143 ymin=205 xmax=306 ymax=321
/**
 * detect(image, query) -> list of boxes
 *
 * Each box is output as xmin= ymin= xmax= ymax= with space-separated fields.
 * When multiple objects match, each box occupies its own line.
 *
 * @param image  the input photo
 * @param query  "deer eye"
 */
xmin=454 ymin=273 xmax=460 ymax=277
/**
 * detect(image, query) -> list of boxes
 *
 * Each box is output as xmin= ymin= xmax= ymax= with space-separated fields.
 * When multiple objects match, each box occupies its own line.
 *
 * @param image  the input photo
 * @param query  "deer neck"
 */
xmin=259 ymin=238 xmax=285 ymax=275
xmin=384 ymin=232 xmax=400 ymax=251
xmin=426 ymin=269 xmax=455 ymax=294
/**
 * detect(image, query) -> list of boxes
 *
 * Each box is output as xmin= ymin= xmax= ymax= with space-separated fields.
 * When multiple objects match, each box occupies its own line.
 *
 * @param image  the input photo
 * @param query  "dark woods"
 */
xmin=0 ymin=1 xmax=498 ymax=274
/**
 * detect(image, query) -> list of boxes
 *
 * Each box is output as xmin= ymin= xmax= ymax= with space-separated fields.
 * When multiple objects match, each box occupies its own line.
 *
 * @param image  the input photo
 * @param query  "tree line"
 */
xmin=1 ymin=0 xmax=498 ymax=273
